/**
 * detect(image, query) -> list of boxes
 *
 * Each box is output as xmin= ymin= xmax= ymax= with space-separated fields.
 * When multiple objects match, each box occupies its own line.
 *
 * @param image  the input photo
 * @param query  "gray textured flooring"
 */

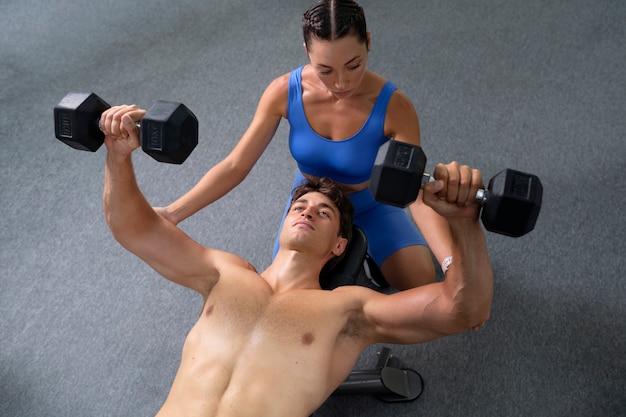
xmin=1 ymin=1 xmax=624 ymax=416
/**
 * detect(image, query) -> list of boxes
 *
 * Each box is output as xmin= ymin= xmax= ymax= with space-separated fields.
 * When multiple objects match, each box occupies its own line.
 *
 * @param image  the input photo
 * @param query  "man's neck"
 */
xmin=261 ymin=250 xmax=325 ymax=293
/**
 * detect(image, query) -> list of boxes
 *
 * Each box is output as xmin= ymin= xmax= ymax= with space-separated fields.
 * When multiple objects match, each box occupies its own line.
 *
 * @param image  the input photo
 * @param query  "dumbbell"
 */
xmin=369 ymin=140 xmax=543 ymax=237
xmin=54 ymin=92 xmax=198 ymax=164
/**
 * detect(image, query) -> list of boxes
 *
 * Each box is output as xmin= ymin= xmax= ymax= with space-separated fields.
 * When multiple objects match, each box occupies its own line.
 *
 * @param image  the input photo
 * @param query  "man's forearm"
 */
xmin=410 ymin=198 xmax=452 ymax=265
xmin=103 ymin=153 xmax=158 ymax=245
xmin=444 ymin=217 xmax=493 ymax=328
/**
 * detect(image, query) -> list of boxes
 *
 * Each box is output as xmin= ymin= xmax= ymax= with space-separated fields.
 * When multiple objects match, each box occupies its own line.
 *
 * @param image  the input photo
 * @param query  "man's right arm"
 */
xmin=101 ymin=107 xmax=227 ymax=296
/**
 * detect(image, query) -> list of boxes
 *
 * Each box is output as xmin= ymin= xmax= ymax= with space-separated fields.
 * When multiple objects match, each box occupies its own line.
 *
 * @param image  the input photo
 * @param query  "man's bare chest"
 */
xmin=188 ymin=282 xmax=362 ymax=354
xmin=172 ymin=282 xmax=368 ymax=415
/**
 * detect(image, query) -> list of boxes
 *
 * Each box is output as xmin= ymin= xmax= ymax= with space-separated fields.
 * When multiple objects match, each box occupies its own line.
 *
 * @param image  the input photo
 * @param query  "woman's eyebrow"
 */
xmin=316 ymin=55 xmax=361 ymax=69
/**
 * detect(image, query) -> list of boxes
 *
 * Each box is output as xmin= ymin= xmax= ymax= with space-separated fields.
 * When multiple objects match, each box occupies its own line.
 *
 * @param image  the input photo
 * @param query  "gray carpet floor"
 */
xmin=1 ymin=0 xmax=624 ymax=416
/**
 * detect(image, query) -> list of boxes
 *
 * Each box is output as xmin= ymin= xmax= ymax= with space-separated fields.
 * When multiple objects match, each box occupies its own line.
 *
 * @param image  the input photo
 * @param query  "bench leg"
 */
xmin=333 ymin=347 xmax=424 ymax=402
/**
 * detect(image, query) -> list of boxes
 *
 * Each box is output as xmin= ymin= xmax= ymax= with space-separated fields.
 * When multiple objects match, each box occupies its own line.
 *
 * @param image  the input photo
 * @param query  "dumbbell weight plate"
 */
xmin=54 ymin=92 xmax=110 ymax=152
xmin=141 ymin=100 xmax=198 ymax=164
xmin=480 ymin=169 xmax=543 ymax=237
xmin=369 ymin=140 xmax=427 ymax=207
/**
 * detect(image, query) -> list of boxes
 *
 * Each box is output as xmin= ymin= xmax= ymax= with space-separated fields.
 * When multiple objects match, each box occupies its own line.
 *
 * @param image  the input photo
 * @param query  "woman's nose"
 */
xmin=334 ymin=71 xmax=347 ymax=89
xmin=335 ymin=76 xmax=346 ymax=89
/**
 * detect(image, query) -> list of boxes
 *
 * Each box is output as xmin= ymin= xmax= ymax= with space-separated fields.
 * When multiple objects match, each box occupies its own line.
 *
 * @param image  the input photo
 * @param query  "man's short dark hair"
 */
xmin=291 ymin=177 xmax=354 ymax=271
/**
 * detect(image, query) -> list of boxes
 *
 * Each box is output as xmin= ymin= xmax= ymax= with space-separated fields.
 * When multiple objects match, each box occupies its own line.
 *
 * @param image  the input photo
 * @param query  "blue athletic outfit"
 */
xmin=273 ymin=65 xmax=427 ymax=266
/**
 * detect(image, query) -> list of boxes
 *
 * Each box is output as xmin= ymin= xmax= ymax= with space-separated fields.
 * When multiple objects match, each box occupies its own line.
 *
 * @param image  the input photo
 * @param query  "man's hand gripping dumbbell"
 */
xmin=369 ymin=140 xmax=543 ymax=237
xmin=54 ymin=92 xmax=198 ymax=164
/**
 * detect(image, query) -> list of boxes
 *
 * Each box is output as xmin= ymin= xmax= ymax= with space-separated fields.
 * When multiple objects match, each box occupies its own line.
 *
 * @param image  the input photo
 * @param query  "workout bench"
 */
xmin=322 ymin=226 xmax=424 ymax=402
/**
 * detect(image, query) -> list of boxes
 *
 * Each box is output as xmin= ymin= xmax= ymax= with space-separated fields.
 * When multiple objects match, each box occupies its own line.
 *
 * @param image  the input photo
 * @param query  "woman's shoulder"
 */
xmin=267 ymin=71 xmax=292 ymax=91
xmin=265 ymin=66 xmax=309 ymax=95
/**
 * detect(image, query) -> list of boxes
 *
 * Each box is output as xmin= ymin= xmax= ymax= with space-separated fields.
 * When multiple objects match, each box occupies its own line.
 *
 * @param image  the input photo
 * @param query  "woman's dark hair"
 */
xmin=302 ymin=0 xmax=368 ymax=50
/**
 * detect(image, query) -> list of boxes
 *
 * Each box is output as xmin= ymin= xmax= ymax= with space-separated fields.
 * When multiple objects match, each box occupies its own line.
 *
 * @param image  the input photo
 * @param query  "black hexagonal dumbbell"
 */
xmin=369 ymin=140 xmax=543 ymax=237
xmin=54 ymin=92 xmax=198 ymax=164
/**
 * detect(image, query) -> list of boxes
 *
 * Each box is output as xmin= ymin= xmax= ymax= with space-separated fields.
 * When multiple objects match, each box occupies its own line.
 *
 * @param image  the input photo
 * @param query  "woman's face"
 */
xmin=306 ymin=33 xmax=370 ymax=99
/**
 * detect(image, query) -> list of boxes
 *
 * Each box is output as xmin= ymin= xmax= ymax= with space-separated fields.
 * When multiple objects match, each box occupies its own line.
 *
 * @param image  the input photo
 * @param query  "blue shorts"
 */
xmin=273 ymin=171 xmax=427 ymax=266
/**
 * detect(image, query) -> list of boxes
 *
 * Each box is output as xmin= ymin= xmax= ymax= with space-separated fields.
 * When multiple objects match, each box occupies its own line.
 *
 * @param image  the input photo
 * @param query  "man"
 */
xmin=100 ymin=105 xmax=493 ymax=417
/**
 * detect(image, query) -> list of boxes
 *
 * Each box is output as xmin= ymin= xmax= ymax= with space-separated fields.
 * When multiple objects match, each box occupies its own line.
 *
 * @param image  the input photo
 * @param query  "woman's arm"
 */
xmin=158 ymin=74 xmax=290 ymax=224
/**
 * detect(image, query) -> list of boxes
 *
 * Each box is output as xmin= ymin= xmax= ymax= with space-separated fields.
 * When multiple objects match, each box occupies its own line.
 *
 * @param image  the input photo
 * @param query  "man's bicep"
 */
xmin=122 ymin=219 xmax=219 ymax=295
xmin=363 ymin=284 xmax=458 ymax=344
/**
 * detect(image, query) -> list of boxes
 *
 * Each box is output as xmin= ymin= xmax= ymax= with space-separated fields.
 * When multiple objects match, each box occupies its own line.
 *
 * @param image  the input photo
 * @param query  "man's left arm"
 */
xmin=361 ymin=163 xmax=494 ymax=344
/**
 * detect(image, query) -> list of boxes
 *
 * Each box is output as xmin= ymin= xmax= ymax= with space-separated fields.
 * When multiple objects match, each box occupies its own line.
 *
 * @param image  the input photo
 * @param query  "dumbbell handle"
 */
xmin=421 ymin=173 xmax=487 ymax=204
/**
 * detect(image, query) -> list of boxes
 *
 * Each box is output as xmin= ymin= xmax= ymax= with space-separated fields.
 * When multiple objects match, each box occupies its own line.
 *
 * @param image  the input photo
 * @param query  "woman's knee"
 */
xmin=380 ymin=246 xmax=436 ymax=290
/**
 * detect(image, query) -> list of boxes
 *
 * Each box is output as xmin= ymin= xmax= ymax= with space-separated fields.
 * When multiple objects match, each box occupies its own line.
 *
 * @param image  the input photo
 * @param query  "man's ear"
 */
xmin=331 ymin=236 xmax=349 ymax=257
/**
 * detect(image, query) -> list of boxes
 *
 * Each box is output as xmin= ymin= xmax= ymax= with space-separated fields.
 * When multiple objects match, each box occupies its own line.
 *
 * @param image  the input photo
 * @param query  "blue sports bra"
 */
xmin=287 ymin=65 xmax=397 ymax=184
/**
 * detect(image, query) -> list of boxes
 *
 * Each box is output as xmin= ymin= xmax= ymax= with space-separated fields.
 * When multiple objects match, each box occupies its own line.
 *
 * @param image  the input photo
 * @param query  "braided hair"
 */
xmin=302 ymin=0 xmax=368 ymax=50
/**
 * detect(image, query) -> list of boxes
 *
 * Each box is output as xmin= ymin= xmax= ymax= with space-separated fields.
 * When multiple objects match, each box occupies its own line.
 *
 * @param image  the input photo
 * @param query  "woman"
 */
xmin=156 ymin=0 xmax=454 ymax=290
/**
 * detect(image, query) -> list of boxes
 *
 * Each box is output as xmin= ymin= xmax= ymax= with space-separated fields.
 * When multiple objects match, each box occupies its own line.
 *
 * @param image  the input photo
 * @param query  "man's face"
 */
xmin=281 ymin=191 xmax=347 ymax=258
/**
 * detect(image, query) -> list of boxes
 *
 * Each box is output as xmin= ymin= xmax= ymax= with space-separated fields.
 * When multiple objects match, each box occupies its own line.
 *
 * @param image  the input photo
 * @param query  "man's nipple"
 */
xmin=301 ymin=332 xmax=315 ymax=345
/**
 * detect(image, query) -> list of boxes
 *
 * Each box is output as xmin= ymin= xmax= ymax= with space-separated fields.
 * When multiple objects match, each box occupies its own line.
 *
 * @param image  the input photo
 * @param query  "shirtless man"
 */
xmin=100 ymin=105 xmax=493 ymax=417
